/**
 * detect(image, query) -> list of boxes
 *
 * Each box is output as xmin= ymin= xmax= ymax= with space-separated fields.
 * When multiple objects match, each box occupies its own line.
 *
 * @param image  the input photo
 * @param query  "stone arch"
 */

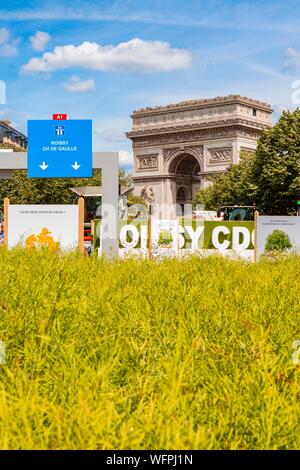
xmin=176 ymin=185 xmax=188 ymax=203
xmin=164 ymin=148 xmax=203 ymax=175
xmin=164 ymin=150 xmax=202 ymax=207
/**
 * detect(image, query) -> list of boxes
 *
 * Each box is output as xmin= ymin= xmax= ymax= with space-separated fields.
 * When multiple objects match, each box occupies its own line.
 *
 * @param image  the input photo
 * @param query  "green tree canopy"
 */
xmin=194 ymin=109 xmax=300 ymax=214
xmin=194 ymin=150 xmax=255 ymax=210
xmin=251 ymin=109 xmax=300 ymax=214
xmin=0 ymin=169 xmax=102 ymax=205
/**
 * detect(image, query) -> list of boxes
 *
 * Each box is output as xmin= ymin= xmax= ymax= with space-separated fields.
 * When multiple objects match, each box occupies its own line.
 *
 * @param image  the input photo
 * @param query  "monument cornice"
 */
xmin=126 ymin=118 xmax=270 ymax=140
xmin=132 ymin=174 xmax=200 ymax=182
xmin=131 ymin=94 xmax=272 ymax=117
xmin=131 ymin=127 xmax=262 ymax=149
xmin=132 ymin=170 xmax=223 ymax=182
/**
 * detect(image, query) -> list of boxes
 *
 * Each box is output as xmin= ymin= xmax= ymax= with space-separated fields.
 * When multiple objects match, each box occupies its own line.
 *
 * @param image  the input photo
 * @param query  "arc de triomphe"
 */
xmin=126 ymin=95 xmax=272 ymax=208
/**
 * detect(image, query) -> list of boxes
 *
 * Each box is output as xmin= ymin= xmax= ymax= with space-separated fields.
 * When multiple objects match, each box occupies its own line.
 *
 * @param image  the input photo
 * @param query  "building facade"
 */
xmin=0 ymin=119 xmax=27 ymax=150
xmin=127 ymin=95 xmax=272 ymax=207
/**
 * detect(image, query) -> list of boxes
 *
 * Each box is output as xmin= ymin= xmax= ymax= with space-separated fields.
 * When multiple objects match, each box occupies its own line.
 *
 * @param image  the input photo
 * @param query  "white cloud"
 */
xmin=119 ymin=151 xmax=133 ymax=167
xmin=0 ymin=5 xmax=294 ymax=33
xmin=0 ymin=43 xmax=18 ymax=57
xmin=0 ymin=28 xmax=9 ymax=44
xmin=98 ymin=128 xmax=126 ymax=142
xmin=0 ymin=107 xmax=30 ymax=120
xmin=30 ymin=31 xmax=51 ymax=51
xmin=64 ymin=75 xmax=95 ymax=92
xmin=272 ymin=103 xmax=291 ymax=114
xmin=283 ymin=48 xmax=300 ymax=71
xmin=0 ymin=28 xmax=18 ymax=57
xmin=21 ymin=38 xmax=191 ymax=74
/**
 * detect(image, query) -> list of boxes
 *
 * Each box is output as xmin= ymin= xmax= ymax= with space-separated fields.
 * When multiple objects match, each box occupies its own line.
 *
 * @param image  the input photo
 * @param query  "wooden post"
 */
xmin=148 ymin=204 xmax=152 ymax=259
xmin=148 ymin=216 xmax=152 ymax=259
xmin=91 ymin=219 xmax=94 ymax=247
xmin=177 ymin=216 xmax=180 ymax=257
xmin=3 ymin=197 xmax=9 ymax=247
xmin=254 ymin=210 xmax=259 ymax=262
xmin=90 ymin=219 xmax=96 ymax=254
xmin=78 ymin=197 xmax=85 ymax=253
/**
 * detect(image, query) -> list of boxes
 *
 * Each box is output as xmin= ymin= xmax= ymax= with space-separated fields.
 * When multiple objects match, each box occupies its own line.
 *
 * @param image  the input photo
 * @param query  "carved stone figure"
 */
xmin=208 ymin=148 xmax=232 ymax=164
xmin=137 ymin=155 xmax=158 ymax=170
xmin=140 ymin=185 xmax=155 ymax=205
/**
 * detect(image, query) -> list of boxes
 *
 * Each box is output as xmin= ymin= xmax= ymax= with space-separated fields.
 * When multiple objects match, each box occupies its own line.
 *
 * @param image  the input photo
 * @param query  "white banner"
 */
xmin=8 ymin=204 xmax=79 ymax=250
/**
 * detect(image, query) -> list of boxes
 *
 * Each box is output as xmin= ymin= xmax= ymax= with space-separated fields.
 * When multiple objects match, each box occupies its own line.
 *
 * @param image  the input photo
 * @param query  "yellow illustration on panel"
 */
xmin=25 ymin=228 xmax=60 ymax=251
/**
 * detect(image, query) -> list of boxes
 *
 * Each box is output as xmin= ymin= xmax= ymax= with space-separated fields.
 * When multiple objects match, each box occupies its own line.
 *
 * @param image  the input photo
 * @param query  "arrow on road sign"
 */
xmin=72 ymin=161 xmax=81 ymax=170
xmin=39 ymin=162 xmax=49 ymax=170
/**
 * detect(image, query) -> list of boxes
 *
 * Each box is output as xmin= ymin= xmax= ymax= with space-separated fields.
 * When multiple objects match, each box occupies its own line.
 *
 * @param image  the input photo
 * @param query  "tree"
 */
xmin=250 ymin=109 xmax=300 ymax=214
xmin=0 ymin=169 xmax=102 ymax=205
xmin=119 ymin=168 xmax=146 ymax=206
xmin=194 ymin=108 xmax=300 ymax=214
xmin=119 ymin=168 xmax=132 ymax=188
xmin=127 ymin=193 xmax=146 ymax=206
xmin=193 ymin=151 xmax=255 ymax=210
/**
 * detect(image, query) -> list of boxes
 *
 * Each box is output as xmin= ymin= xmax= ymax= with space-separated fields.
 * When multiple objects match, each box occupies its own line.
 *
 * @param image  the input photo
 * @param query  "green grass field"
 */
xmin=0 ymin=248 xmax=299 ymax=449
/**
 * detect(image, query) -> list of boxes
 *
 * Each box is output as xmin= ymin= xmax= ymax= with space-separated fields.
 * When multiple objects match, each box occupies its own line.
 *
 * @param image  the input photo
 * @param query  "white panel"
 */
xmin=8 ymin=204 xmax=79 ymax=250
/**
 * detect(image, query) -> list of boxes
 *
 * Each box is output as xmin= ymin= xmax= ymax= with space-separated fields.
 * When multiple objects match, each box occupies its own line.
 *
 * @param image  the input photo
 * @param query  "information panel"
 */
xmin=7 ymin=204 xmax=79 ymax=250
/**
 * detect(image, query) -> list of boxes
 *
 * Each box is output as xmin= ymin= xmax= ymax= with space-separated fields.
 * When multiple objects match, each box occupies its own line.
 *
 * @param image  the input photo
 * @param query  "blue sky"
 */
xmin=1 ymin=0 xmax=300 ymax=167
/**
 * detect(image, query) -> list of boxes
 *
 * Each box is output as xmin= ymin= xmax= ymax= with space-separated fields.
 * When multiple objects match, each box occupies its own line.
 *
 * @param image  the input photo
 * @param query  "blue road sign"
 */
xmin=27 ymin=119 xmax=92 ymax=178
